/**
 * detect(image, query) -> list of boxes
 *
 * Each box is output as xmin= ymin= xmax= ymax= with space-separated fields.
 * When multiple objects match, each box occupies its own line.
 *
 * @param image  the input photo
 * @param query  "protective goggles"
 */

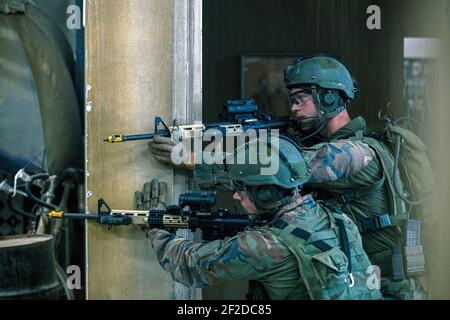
xmin=289 ymin=89 xmax=313 ymax=105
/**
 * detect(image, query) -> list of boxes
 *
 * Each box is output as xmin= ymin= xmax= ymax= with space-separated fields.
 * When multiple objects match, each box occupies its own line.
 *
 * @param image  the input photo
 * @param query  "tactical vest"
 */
xmin=302 ymin=117 xmax=424 ymax=299
xmin=323 ymin=132 xmax=407 ymax=230
xmin=248 ymin=204 xmax=382 ymax=300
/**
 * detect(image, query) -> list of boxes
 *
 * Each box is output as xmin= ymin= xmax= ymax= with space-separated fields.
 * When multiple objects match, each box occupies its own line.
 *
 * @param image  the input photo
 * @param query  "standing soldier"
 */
xmin=282 ymin=55 xmax=425 ymax=299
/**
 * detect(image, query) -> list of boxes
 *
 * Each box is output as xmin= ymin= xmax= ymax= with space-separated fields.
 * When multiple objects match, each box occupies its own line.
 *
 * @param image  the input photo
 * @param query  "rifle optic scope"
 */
xmin=179 ymin=191 xmax=217 ymax=212
xmin=224 ymin=99 xmax=258 ymax=115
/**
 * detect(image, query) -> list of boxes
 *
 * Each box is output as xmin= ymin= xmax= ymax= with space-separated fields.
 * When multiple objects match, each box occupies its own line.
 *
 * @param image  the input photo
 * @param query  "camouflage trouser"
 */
xmin=381 ymin=276 xmax=427 ymax=300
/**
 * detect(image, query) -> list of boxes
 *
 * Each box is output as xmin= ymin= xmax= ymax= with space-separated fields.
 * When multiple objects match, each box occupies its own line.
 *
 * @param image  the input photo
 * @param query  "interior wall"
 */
xmin=203 ymin=0 xmax=443 ymax=128
xmin=85 ymin=0 xmax=174 ymax=299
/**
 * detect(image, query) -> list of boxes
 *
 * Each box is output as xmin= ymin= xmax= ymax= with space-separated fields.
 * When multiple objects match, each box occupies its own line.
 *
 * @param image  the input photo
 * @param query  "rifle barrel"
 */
xmin=48 ymin=211 xmax=99 ymax=220
xmin=64 ymin=213 xmax=99 ymax=220
xmin=103 ymin=130 xmax=171 ymax=143
xmin=123 ymin=133 xmax=155 ymax=141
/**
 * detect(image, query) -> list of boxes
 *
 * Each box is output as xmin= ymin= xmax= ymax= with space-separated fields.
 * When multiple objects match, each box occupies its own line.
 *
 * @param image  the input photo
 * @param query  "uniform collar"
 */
xmin=328 ymin=116 xmax=367 ymax=141
xmin=300 ymin=194 xmax=315 ymax=210
xmin=273 ymin=194 xmax=316 ymax=219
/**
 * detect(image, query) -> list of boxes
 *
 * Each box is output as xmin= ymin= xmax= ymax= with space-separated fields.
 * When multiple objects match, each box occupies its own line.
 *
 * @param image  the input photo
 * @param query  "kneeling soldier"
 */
xmin=146 ymin=136 xmax=382 ymax=300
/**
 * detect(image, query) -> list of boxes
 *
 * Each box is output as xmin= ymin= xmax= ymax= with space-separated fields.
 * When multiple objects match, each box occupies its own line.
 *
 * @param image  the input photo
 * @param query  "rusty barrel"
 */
xmin=0 ymin=234 xmax=62 ymax=299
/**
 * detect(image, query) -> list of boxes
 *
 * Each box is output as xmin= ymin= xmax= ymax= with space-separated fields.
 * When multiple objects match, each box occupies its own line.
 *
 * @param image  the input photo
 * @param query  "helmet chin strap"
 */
xmin=247 ymin=186 xmax=298 ymax=226
xmin=298 ymin=117 xmax=326 ymax=142
xmin=250 ymin=194 xmax=298 ymax=227
xmin=297 ymin=94 xmax=327 ymax=142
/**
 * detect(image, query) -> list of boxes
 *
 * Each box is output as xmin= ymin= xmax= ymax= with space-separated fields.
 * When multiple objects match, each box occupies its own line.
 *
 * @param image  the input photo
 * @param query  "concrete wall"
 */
xmin=85 ymin=0 xmax=174 ymax=300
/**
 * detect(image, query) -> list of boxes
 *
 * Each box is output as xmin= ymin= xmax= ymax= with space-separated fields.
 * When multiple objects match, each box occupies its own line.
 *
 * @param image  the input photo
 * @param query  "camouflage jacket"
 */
xmin=148 ymin=195 xmax=381 ymax=300
xmin=298 ymin=118 xmax=405 ymax=258
xmin=194 ymin=117 xmax=376 ymax=190
xmin=194 ymin=118 xmax=401 ymax=253
xmin=193 ymin=117 xmax=417 ymax=299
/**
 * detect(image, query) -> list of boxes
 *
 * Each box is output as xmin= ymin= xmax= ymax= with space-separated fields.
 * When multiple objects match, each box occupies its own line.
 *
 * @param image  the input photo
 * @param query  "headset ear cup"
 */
xmin=258 ymin=188 xmax=273 ymax=202
xmin=323 ymin=90 xmax=336 ymax=106
xmin=253 ymin=186 xmax=277 ymax=209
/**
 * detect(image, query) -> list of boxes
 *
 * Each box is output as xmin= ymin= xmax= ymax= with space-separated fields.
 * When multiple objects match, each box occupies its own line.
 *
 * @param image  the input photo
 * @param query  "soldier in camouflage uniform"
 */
xmin=149 ymin=55 xmax=424 ymax=299
xmin=147 ymin=136 xmax=382 ymax=300
xmin=282 ymin=55 xmax=425 ymax=299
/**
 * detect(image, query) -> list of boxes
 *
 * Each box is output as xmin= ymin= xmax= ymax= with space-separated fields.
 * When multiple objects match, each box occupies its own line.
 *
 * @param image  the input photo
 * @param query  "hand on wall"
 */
xmin=148 ymin=136 xmax=195 ymax=171
xmin=135 ymin=179 xmax=168 ymax=236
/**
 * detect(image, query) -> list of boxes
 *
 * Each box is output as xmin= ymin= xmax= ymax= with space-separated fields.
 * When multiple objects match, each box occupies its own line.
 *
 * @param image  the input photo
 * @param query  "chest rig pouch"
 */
xmin=260 ymin=205 xmax=381 ymax=300
xmin=327 ymin=130 xmax=426 ymax=280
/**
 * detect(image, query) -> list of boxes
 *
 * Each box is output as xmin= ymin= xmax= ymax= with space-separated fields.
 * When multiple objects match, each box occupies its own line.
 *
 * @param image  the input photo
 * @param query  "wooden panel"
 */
xmin=85 ymin=0 xmax=174 ymax=299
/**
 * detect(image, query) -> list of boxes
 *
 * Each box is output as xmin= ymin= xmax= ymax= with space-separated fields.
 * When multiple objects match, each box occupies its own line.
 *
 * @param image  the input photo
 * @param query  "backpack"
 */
xmin=359 ymin=115 xmax=437 ymax=280
xmin=381 ymin=115 xmax=436 ymax=206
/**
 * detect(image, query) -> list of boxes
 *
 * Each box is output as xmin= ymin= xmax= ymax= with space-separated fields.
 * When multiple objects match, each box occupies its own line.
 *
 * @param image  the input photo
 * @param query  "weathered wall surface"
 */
xmin=85 ymin=0 xmax=174 ymax=300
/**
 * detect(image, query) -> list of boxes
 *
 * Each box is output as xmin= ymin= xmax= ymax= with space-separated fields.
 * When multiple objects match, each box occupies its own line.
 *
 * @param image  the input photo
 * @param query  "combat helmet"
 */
xmin=226 ymin=135 xmax=310 ymax=214
xmin=284 ymin=54 xmax=359 ymax=119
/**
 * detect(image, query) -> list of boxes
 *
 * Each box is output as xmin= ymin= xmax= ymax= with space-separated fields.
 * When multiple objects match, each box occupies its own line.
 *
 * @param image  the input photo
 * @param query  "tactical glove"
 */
xmin=135 ymin=179 xmax=168 ymax=236
xmin=148 ymin=136 xmax=195 ymax=170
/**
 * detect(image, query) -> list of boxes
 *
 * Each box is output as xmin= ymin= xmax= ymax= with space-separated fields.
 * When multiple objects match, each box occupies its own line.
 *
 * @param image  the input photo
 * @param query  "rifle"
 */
xmin=103 ymin=99 xmax=293 ymax=143
xmin=48 ymin=191 xmax=251 ymax=241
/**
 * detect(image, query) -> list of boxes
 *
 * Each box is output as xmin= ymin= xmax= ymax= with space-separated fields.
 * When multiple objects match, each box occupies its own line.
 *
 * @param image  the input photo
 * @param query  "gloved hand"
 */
xmin=135 ymin=179 xmax=168 ymax=237
xmin=148 ymin=135 xmax=195 ymax=171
